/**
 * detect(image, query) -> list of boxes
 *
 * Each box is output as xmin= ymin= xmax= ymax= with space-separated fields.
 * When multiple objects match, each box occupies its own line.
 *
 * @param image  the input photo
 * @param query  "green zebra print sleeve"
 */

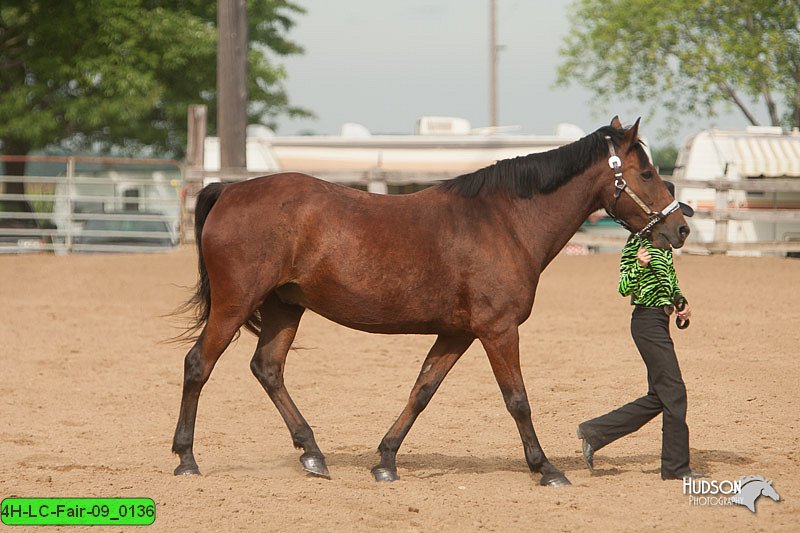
xmin=618 ymin=236 xmax=682 ymax=307
xmin=618 ymin=237 xmax=643 ymax=297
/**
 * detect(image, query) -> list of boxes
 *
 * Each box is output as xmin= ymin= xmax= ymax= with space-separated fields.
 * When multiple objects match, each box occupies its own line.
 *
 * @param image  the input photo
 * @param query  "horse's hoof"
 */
xmin=372 ymin=466 xmax=399 ymax=482
xmin=540 ymin=473 xmax=571 ymax=487
xmin=174 ymin=464 xmax=201 ymax=476
xmin=300 ymin=453 xmax=331 ymax=479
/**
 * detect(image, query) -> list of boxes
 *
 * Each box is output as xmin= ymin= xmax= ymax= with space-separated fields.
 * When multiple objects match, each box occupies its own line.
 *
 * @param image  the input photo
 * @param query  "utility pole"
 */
xmin=489 ymin=0 xmax=498 ymax=128
xmin=217 ymin=0 xmax=248 ymax=173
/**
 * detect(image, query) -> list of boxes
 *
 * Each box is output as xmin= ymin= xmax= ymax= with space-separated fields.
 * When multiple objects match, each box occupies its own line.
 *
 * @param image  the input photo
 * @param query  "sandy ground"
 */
xmin=1 ymin=246 xmax=798 ymax=531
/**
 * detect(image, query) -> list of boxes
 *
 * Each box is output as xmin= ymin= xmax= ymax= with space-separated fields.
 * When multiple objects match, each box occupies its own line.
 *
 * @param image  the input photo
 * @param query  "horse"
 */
xmin=731 ymin=475 xmax=781 ymax=512
xmin=171 ymin=116 xmax=690 ymax=487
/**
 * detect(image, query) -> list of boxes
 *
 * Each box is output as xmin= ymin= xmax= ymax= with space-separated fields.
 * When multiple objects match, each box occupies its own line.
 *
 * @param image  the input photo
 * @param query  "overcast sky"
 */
xmin=273 ymin=0 xmax=767 ymax=146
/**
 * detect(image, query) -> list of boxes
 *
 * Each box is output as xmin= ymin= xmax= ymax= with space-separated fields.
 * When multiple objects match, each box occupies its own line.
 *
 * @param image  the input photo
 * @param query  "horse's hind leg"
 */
xmin=372 ymin=334 xmax=474 ymax=481
xmin=481 ymin=327 xmax=571 ymax=487
xmin=249 ymin=294 xmax=329 ymax=478
xmin=172 ymin=310 xmax=243 ymax=475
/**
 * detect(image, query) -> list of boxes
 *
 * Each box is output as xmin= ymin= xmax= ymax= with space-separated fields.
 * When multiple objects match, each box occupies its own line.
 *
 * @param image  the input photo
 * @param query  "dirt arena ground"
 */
xmin=1 ymin=246 xmax=798 ymax=531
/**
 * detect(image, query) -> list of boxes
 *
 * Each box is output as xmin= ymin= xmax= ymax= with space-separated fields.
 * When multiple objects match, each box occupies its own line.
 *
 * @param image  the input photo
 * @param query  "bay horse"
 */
xmin=172 ymin=117 xmax=689 ymax=487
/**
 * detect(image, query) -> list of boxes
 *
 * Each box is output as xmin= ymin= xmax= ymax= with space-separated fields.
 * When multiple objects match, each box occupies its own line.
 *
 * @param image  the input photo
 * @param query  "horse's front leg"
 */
xmin=372 ymin=334 xmax=474 ymax=481
xmin=480 ymin=327 xmax=570 ymax=487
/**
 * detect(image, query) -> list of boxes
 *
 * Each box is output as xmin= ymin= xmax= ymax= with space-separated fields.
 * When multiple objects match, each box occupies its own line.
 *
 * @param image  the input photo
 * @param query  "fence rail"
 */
xmin=692 ymin=209 xmax=800 ymax=222
xmin=666 ymin=178 xmax=800 ymax=253
xmin=672 ymin=178 xmax=800 ymax=193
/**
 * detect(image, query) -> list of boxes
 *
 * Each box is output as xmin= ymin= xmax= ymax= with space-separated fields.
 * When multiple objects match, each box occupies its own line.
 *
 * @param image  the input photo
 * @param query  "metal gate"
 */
xmin=0 ymin=156 xmax=182 ymax=254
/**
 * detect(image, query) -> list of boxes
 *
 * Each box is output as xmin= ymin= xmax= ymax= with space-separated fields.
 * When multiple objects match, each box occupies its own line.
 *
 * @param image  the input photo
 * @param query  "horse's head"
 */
xmin=598 ymin=117 xmax=690 ymax=249
xmin=762 ymin=480 xmax=781 ymax=502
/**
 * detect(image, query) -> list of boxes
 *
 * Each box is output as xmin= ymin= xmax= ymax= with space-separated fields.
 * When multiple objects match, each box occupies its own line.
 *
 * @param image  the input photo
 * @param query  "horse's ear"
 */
xmin=610 ymin=116 xmax=623 ymax=129
xmin=624 ymin=117 xmax=641 ymax=146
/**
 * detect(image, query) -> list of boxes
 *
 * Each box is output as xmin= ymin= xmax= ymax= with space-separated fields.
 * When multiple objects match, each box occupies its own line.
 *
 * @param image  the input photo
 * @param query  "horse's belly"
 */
xmin=274 ymin=282 xmax=468 ymax=335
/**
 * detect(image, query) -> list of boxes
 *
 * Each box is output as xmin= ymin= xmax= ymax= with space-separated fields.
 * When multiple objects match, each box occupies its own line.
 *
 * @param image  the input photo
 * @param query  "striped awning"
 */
xmin=733 ymin=134 xmax=800 ymax=177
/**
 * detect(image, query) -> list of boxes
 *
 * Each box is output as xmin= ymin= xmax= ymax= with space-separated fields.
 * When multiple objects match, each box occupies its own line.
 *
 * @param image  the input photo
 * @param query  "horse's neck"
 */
xmin=742 ymin=482 xmax=763 ymax=497
xmin=506 ymin=171 xmax=602 ymax=271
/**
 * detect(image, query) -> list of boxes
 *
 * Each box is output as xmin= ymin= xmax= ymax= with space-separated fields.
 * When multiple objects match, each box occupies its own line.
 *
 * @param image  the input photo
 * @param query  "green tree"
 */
xmin=0 ymin=0 xmax=310 ymax=183
xmin=651 ymin=145 xmax=680 ymax=175
xmin=556 ymin=0 xmax=800 ymax=130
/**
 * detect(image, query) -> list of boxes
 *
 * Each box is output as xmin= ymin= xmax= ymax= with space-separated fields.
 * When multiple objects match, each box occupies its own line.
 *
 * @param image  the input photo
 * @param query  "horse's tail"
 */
xmin=174 ymin=182 xmax=226 ymax=343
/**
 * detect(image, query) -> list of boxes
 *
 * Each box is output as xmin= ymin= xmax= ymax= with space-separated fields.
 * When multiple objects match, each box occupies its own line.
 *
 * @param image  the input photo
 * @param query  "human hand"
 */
xmin=637 ymin=247 xmax=651 ymax=267
xmin=677 ymin=303 xmax=691 ymax=321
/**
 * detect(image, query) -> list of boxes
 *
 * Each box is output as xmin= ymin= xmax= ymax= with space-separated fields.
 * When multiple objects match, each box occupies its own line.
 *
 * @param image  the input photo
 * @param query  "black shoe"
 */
xmin=662 ymin=469 xmax=705 ymax=481
xmin=576 ymin=425 xmax=594 ymax=473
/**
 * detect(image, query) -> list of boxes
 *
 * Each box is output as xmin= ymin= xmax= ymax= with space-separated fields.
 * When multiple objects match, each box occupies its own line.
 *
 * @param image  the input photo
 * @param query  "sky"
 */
xmin=273 ymin=0 xmax=769 ymax=147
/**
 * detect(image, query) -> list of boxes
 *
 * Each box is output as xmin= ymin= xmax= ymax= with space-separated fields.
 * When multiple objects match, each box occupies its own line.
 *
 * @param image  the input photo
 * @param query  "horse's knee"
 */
xmin=505 ymin=393 xmax=532 ymax=421
xmin=250 ymin=358 xmax=283 ymax=392
xmin=411 ymin=381 xmax=438 ymax=413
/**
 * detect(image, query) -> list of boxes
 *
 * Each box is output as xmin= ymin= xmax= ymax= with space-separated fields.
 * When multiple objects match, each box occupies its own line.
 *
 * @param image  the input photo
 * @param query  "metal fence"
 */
xmin=0 ymin=156 xmax=182 ymax=254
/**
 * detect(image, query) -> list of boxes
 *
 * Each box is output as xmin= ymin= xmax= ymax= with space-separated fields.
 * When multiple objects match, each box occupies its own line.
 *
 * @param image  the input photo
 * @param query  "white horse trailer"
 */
xmin=673 ymin=127 xmax=800 ymax=253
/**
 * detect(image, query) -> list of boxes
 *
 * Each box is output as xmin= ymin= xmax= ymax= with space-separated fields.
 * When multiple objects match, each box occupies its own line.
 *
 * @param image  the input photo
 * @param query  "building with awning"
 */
xmin=200 ymin=118 xmax=590 ymax=192
xmin=673 ymin=126 xmax=800 ymax=249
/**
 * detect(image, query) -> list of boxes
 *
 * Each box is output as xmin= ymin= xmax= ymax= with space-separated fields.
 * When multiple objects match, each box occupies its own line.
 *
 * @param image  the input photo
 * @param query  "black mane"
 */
xmin=439 ymin=126 xmax=641 ymax=198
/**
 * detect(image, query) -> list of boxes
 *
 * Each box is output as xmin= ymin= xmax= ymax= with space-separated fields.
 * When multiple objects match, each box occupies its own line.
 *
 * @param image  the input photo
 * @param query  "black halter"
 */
xmin=603 ymin=136 xmax=680 ymax=238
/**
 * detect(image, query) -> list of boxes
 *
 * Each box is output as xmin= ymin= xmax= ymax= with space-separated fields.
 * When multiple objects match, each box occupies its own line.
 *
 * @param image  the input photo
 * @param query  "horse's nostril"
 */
xmin=679 ymin=224 xmax=690 ymax=238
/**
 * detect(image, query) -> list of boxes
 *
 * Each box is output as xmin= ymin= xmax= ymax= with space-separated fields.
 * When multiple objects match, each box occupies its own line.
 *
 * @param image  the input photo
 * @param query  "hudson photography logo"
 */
xmin=683 ymin=475 xmax=781 ymax=513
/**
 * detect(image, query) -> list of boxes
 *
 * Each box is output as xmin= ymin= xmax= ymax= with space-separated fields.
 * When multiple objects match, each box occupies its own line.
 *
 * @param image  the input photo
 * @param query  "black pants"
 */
xmin=580 ymin=306 xmax=690 ymax=477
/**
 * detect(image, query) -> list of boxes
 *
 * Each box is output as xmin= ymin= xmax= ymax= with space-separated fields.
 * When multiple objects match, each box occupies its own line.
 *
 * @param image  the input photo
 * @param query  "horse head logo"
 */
xmin=731 ymin=475 xmax=781 ymax=513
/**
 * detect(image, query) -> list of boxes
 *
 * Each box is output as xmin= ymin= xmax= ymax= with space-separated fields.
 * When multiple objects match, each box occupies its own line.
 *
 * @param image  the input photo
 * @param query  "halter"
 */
xmin=604 ymin=135 xmax=680 ymax=238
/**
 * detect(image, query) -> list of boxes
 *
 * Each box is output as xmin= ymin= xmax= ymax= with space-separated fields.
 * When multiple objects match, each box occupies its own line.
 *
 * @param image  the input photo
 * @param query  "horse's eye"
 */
xmin=640 ymin=170 xmax=653 ymax=181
